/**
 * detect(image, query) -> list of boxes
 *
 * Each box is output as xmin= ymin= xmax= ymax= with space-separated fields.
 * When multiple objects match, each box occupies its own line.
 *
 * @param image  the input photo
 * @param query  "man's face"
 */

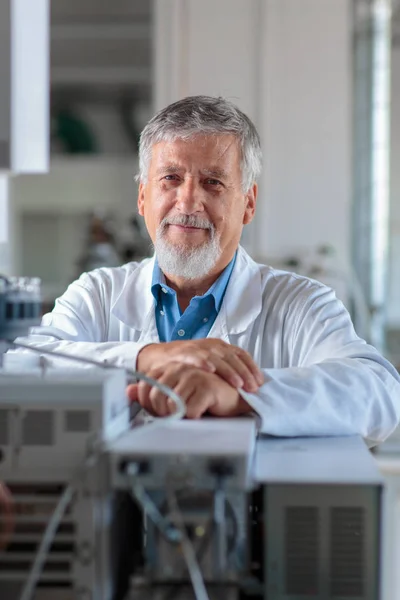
xmin=138 ymin=134 xmax=257 ymax=277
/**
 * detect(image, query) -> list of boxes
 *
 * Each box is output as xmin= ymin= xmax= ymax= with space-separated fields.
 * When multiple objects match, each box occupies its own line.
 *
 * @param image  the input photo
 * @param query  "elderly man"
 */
xmin=21 ymin=95 xmax=400 ymax=446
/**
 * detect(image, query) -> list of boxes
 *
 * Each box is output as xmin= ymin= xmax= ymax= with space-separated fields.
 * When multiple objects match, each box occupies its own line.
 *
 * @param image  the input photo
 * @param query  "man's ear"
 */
xmin=243 ymin=183 xmax=257 ymax=225
xmin=137 ymin=182 xmax=145 ymax=216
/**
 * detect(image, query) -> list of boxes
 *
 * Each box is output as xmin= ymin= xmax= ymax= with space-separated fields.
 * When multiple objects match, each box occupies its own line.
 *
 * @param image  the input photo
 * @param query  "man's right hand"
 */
xmin=137 ymin=338 xmax=263 ymax=393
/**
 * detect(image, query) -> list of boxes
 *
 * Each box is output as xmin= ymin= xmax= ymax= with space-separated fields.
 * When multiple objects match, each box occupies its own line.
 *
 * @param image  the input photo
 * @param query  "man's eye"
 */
xmin=164 ymin=175 xmax=178 ymax=181
xmin=205 ymin=179 xmax=222 ymax=186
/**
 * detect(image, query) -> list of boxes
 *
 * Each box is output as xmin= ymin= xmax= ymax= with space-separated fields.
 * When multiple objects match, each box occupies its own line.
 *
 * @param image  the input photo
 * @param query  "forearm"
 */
xmin=239 ymin=357 xmax=400 ymax=446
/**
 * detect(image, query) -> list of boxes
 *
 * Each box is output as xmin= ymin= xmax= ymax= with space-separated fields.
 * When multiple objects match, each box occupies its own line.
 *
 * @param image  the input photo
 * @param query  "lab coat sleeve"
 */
xmin=240 ymin=286 xmax=400 ymax=445
xmin=9 ymin=272 xmax=149 ymax=371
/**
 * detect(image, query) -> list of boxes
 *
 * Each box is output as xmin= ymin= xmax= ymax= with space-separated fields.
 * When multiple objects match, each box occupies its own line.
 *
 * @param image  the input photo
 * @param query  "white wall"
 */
xmin=259 ymin=0 xmax=352 ymax=266
xmin=154 ymin=0 xmax=352 ymax=267
xmin=154 ymin=0 xmax=261 ymax=120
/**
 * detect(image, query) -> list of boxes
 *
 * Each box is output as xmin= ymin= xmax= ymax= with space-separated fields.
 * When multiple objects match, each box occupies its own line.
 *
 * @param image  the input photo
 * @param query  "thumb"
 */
xmin=126 ymin=383 xmax=139 ymax=404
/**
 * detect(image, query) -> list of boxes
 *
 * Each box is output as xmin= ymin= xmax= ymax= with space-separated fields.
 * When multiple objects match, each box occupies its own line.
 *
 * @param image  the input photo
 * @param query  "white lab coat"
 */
xmin=17 ymin=245 xmax=400 ymax=445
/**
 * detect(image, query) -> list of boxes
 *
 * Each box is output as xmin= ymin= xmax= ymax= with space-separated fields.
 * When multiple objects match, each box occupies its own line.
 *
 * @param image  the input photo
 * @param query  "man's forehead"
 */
xmin=150 ymin=134 xmax=240 ymax=165
xmin=155 ymin=163 xmax=229 ymax=180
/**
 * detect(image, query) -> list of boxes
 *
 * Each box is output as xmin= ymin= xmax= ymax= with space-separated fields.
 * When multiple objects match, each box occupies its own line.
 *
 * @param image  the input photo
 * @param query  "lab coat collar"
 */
xmin=111 ymin=255 xmax=157 ymax=331
xmin=111 ymin=246 xmax=262 ymax=336
xmin=218 ymin=245 xmax=262 ymax=335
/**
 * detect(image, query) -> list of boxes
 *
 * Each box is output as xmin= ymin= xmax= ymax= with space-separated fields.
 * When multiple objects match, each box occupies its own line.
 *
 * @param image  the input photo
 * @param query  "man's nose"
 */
xmin=175 ymin=178 xmax=205 ymax=214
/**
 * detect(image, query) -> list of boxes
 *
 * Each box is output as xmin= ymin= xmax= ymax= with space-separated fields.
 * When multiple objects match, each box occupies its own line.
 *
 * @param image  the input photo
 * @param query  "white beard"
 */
xmin=154 ymin=215 xmax=221 ymax=280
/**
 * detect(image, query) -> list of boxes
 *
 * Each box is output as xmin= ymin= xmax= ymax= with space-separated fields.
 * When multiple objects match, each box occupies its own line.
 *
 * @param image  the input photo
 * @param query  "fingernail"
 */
xmin=256 ymin=373 xmax=264 ymax=385
xmin=234 ymin=377 xmax=244 ymax=388
xmin=247 ymin=379 xmax=258 ymax=392
xmin=206 ymin=362 xmax=216 ymax=372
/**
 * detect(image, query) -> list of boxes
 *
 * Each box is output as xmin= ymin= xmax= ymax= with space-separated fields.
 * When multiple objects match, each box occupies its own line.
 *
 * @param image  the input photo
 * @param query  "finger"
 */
xmin=126 ymin=384 xmax=139 ymax=403
xmin=184 ymin=389 xmax=214 ymax=420
xmin=235 ymin=348 xmax=264 ymax=385
xmin=137 ymin=379 xmax=153 ymax=409
xmin=166 ymin=397 xmax=178 ymax=415
xmin=219 ymin=353 xmax=259 ymax=392
xmin=149 ymin=383 xmax=171 ymax=417
xmin=212 ymin=349 xmax=261 ymax=392
xmin=148 ymin=373 xmax=180 ymax=412
xmin=208 ymin=355 xmax=245 ymax=389
xmin=136 ymin=366 xmax=166 ymax=410
xmin=149 ymin=368 xmax=194 ymax=416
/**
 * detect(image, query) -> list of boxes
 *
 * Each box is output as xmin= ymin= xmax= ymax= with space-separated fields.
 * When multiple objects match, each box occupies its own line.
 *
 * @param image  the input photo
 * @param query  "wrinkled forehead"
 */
xmin=148 ymin=133 xmax=242 ymax=172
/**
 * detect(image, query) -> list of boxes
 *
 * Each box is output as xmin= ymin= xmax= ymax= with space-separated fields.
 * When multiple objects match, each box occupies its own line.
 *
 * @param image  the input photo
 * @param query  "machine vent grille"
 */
xmin=285 ymin=506 xmax=319 ymax=595
xmin=0 ymin=483 xmax=74 ymax=591
xmin=0 ymin=409 xmax=9 ymax=444
xmin=64 ymin=410 xmax=91 ymax=433
xmin=22 ymin=411 xmax=54 ymax=446
xmin=330 ymin=507 xmax=364 ymax=597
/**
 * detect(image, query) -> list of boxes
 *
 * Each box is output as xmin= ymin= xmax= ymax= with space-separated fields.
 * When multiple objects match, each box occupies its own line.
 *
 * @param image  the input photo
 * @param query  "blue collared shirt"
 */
xmin=151 ymin=253 xmax=236 ymax=342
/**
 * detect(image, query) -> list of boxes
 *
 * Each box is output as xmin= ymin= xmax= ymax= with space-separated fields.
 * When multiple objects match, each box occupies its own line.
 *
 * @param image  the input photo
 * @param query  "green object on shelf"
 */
xmin=54 ymin=109 xmax=99 ymax=154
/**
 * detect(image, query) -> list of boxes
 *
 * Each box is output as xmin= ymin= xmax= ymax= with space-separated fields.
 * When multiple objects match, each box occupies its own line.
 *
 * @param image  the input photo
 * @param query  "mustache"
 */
xmin=159 ymin=214 xmax=214 ymax=231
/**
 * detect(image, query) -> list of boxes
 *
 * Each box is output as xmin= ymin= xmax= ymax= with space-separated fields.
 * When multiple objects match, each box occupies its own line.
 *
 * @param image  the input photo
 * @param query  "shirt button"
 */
xmin=203 ymin=317 xmax=209 ymax=323
xmin=160 ymin=310 xmax=165 ymax=316
xmin=177 ymin=329 xmax=185 ymax=337
xmin=162 ymin=287 xmax=167 ymax=294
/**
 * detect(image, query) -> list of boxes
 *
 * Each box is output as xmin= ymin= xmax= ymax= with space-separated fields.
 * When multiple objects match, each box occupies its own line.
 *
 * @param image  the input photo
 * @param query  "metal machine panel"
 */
xmin=109 ymin=418 xmax=256 ymax=491
xmin=256 ymin=437 xmax=383 ymax=600
xmin=265 ymin=484 xmax=381 ymax=600
xmin=0 ymin=368 xmax=129 ymax=483
xmin=254 ymin=435 xmax=384 ymax=486
xmin=0 ymin=368 xmax=128 ymax=600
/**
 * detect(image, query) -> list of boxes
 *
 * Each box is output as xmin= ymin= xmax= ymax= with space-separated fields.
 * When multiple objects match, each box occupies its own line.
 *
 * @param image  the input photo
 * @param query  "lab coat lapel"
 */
xmin=222 ymin=246 xmax=262 ymax=335
xmin=207 ymin=303 xmax=230 ymax=342
xmin=111 ymin=256 xmax=159 ymax=340
xmin=137 ymin=309 xmax=160 ymax=344
xmin=208 ymin=246 xmax=263 ymax=342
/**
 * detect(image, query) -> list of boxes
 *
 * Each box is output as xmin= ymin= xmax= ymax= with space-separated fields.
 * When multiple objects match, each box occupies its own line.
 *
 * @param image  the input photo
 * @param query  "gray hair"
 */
xmin=137 ymin=95 xmax=262 ymax=192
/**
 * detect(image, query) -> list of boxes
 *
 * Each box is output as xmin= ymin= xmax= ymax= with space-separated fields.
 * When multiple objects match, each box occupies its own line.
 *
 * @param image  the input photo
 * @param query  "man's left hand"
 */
xmin=126 ymin=362 xmax=252 ymax=419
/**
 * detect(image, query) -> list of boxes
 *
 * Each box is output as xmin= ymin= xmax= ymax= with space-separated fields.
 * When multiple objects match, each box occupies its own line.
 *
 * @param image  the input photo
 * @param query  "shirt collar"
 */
xmin=151 ymin=260 xmax=168 ymax=302
xmin=151 ymin=252 xmax=237 ymax=310
xmin=110 ymin=246 xmax=262 ymax=334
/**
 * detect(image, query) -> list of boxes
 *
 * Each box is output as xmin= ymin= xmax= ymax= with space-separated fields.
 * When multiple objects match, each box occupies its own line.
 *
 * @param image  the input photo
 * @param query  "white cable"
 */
xmin=128 ymin=475 xmax=181 ymax=545
xmin=19 ymin=485 xmax=74 ymax=600
xmin=5 ymin=339 xmax=186 ymax=423
xmin=166 ymin=485 xmax=210 ymax=600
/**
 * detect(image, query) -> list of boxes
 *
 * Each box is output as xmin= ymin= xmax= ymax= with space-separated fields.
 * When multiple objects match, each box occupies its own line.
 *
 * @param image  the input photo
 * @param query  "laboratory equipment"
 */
xmin=0 ymin=365 xmax=384 ymax=600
